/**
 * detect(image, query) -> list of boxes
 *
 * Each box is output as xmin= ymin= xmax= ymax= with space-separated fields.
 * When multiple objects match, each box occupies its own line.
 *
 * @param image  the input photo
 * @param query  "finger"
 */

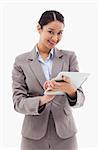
xmin=49 ymin=81 xmax=56 ymax=88
xmin=43 ymin=81 xmax=49 ymax=89
xmin=46 ymin=87 xmax=52 ymax=91
xmin=54 ymin=81 xmax=61 ymax=86
xmin=62 ymin=75 xmax=71 ymax=83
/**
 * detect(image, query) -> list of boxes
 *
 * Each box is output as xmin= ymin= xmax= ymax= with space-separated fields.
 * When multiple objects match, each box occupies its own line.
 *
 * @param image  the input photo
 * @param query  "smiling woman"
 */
xmin=12 ymin=10 xmax=85 ymax=150
xmin=37 ymin=11 xmax=64 ymax=59
xmin=37 ymin=20 xmax=64 ymax=59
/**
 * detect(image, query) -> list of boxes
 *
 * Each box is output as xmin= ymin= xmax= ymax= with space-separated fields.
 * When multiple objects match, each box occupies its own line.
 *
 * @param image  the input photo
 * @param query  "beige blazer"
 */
xmin=12 ymin=46 xmax=85 ymax=140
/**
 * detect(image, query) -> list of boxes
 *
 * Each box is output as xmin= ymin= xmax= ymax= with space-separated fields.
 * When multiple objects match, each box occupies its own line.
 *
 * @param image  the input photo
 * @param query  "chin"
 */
xmin=49 ymin=46 xmax=55 ymax=49
xmin=44 ymin=45 xmax=53 ymax=50
xmin=48 ymin=44 xmax=56 ymax=49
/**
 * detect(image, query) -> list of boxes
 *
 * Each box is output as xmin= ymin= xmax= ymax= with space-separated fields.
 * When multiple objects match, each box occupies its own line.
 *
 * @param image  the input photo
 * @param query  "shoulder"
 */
xmin=55 ymin=47 xmax=76 ymax=58
xmin=14 ymin=51 xmax=31 ymax=63
xmin=61 ymin=49 xmax=76 ymax=56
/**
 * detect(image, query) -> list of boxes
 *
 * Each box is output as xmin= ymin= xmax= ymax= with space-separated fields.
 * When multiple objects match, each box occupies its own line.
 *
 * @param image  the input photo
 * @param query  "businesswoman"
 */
xmin=12 ymin=10 xmax=85 ymax=150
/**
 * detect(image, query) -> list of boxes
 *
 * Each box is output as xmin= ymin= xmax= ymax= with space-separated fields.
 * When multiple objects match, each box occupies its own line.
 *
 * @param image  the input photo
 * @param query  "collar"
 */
xmin=28 ymin=45 xmax=64 ymax=61
xmin=35 ymin=46 xmax=55 ymax=60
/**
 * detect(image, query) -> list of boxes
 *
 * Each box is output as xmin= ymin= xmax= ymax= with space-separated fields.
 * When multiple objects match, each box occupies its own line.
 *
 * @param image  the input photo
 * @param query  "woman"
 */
xmin=12 ymin=10 xmax=85 ymax=150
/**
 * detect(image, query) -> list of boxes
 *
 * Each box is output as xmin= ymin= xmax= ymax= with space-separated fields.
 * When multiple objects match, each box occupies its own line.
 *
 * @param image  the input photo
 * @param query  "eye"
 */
xmin=58 ymin=32 xmax=63 ymax=35
xmin=48 ymin=31 xmax=54 ymax=34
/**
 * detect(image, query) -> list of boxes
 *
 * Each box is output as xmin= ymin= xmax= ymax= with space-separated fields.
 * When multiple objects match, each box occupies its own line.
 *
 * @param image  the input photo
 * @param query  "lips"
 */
xmin=48 ymin=40 xmax=56 ymax=46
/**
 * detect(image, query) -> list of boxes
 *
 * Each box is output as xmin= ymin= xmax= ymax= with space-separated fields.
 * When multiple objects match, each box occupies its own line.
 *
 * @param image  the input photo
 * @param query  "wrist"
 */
xmin=67 ymin=88 xmax=77 ymax=98
xmin=39 ymin=96 xmax=46 ymax=106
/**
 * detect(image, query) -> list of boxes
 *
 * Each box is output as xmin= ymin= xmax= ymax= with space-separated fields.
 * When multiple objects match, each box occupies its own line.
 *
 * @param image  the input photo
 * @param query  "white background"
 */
xmin=0 ymin=1 xmax=99 ymax=150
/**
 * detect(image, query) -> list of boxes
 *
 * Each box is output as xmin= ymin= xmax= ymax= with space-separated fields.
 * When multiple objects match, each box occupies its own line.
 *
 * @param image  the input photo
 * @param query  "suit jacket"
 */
xmin=12 ymin=46 xmax=85 ymax=140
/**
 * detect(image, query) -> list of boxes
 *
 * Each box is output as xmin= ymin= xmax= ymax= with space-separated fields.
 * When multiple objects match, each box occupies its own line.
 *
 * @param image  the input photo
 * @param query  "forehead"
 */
xmin=43 ymin=20 xmax=64 ymax=31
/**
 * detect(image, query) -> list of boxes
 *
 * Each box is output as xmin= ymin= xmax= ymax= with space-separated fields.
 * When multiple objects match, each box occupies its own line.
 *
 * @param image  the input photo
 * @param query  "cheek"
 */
xmin=41 ymin=33 xmax=49 ymax=41
xmin=58 ymin=36 xmax=62 ymax=42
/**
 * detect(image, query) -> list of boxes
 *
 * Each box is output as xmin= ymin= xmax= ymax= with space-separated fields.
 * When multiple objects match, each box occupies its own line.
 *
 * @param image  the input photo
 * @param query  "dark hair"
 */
xmin=38 ymin=10 xmax=64 ymax=29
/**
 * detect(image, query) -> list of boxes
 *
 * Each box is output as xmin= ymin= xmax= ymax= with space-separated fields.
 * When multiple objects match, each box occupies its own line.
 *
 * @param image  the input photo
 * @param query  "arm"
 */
xmin=67 ymin=51 xmax=85 ymax=107
xmin=12 ymin=59 xmax=42 ymax=115
xmin=43 ymin=52 xmax=85 ymax=108
xmin=12 ymin=57 xmax=55 ymax=115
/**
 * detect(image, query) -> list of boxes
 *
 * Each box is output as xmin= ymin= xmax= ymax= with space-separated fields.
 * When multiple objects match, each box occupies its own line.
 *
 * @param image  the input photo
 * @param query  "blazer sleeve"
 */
xmin=12 ymin=57 xmax=45 ymax=116
xmin=67 ymin=51 xmax=85 ymax=108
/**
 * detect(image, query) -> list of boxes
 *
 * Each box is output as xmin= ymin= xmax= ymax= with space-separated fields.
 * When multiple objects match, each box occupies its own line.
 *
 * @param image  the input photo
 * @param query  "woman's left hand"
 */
xmin=45 ymin=76 xmax=77 ymax=97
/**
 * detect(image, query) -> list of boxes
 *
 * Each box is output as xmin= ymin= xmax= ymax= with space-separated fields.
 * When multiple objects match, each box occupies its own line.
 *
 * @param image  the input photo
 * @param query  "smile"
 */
xmin=48 ymin=40 xmax=57 ymax=45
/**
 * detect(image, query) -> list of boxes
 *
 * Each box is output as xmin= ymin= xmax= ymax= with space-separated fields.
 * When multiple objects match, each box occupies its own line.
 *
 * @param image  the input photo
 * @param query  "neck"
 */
xmin=37 ymin=43 xmax=51 ymax=55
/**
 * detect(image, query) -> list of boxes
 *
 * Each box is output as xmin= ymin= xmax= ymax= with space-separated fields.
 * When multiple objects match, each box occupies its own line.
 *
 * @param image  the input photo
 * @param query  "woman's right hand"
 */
xmin=39 ymin=95 xmax=55 ymax=106
xmin=43 ymin=79 xmax=56 ymax=90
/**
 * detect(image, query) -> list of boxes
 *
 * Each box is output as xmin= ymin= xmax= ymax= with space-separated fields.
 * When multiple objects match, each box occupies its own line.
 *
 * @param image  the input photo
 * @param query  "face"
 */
xmin=37 ymin=20 xmax=64 ymax=50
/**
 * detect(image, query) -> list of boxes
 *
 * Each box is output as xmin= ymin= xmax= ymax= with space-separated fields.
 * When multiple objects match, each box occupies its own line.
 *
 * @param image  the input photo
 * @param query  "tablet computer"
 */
xmin=44 ymin=72 xmax=90 ymax=95
xmin=55 ymin=72 xmax=90 ymax=88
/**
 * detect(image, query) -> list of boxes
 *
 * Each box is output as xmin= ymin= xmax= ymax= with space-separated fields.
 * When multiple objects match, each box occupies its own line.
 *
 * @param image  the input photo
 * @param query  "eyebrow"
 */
xmin=48 ymin=28 xmax=63 ymax=32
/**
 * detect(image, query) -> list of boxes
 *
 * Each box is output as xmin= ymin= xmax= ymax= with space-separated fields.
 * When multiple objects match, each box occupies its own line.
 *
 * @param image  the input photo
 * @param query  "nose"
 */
xmin=51 ymin=35 xmax=58 ymax=43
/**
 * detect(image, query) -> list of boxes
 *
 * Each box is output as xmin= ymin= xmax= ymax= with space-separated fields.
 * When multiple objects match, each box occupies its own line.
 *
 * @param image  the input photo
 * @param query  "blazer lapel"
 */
xmin=28 ymin=46 xmax=46 ymax=88
xmin=51 ymin=48 xmax=64 ymax=79
xmin=27 ymin=46 xmax=64 ymax=87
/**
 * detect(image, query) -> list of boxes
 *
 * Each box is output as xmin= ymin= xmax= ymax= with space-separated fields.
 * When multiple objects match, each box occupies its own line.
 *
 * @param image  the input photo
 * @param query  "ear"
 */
xmin=37 ymin=24 xmax=42 ymax=33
